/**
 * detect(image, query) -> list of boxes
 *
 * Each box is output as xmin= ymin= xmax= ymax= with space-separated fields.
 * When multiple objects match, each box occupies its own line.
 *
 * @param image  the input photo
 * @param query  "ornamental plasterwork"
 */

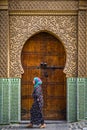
xmin=9 ymin=15 xmax=77 ymax=78
xmin=0 ymin=11 xmax=8 ymax=77
xmin=86 ymin=11 xmax=87 ymax=77
xmin=9 ymin=0 xmax=78 ymax=11
xmin=78 ymin=11 xmax=86 ymax=77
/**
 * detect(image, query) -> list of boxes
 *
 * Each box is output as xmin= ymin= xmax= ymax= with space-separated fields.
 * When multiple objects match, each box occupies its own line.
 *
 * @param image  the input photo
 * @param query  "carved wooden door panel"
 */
xmin=21 ymin=32 xmax=66 ymax=120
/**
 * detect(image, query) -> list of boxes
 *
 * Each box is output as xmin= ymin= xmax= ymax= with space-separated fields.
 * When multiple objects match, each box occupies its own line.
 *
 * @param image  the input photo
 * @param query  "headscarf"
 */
xmin=34 ymin=77 xmax=42 ymax=88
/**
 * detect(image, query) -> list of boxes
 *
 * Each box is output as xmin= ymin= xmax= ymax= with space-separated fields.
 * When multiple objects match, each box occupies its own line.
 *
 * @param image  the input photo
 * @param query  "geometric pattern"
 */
xmin=86 ymin=11 xmax=87 ymax=77
xmin=10 ymin=78 xmax=21 ymax=122
xmin=78 ymin=11 xmax=86 ymax=77
xmin=0 ymin=78 xmax=10 ymax=124
xmin=0 ymin=11 xmax=9 ymax=77
xmin=0 ymin=78 xmax=21 ymax=124
xmin=67 ymin=78 xmax=77 ymax=122
xmin=9 ymin=0 xmax=78 ymax=11
xmin=77 ymin=78 xmax=87 ymax=120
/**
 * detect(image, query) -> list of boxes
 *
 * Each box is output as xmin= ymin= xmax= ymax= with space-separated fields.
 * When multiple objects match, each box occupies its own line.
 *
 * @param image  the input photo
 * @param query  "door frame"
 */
xmin=21 ymin=31 xmax=67 ymax=121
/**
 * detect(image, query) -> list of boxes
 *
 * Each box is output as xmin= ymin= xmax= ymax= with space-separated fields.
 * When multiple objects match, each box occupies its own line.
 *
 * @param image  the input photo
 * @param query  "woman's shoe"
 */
xmin=26 ymin=123 xmax=33 ymax=128
xmin=40 ymin=124 xmax=46 ymax=128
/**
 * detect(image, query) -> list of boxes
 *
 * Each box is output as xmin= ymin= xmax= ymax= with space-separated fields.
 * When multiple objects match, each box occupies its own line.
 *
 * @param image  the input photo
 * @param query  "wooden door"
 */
xmin=21 ymin=32 xmax=66 ymax=120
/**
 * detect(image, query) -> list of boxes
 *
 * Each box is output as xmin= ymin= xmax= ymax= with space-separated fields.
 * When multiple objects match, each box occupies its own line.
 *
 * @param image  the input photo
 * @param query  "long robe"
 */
xmin=30 ymin=85 xmax=44 ymax=125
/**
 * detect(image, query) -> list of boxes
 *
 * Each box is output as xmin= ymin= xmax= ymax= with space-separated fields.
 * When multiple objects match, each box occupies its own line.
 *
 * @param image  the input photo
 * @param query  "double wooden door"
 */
xmin=21 ymin=32 xmax=66 ymax=120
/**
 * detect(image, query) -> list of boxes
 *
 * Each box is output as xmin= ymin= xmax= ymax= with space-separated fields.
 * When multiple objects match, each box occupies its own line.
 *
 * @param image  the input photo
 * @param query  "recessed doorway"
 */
xmin=21 ymin=32 xmax=66 ymax=120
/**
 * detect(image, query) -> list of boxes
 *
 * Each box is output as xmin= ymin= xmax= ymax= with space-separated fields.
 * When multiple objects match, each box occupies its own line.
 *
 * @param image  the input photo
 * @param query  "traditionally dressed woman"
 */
xmin=27 ymin=77 xmax=46 ymax=128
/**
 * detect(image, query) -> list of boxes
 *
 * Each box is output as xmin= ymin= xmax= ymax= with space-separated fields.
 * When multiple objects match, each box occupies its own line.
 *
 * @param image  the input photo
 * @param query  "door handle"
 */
xmin=37 ymin=62 xmax=64 ymax=70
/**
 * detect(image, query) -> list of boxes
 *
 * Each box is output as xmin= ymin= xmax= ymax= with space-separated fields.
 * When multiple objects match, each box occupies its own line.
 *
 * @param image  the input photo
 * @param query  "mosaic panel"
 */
xmin=77 ymin=78 xmax=87 ymax=121
xmin=2 ymin=79 xmax=10 ymax=124
xmin=67 ymin=78 xmax=77 ymax=122
xmin=0 ymin=78 xmax=21 ymax=124
xmin=85 ymin=78 xmax=87 ymax=120
xmin=10 ymin=78 xmax=21 ymax=122
xmin=0 ymin=79 xmax=3 ymax=123
xmin=0 ymin=79 xmax=10 ymax=124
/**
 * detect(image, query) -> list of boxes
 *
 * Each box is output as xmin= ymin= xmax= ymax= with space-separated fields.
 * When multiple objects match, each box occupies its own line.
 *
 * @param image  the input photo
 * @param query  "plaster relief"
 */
xmin=9 ymin=16 xmax=77 ymax=77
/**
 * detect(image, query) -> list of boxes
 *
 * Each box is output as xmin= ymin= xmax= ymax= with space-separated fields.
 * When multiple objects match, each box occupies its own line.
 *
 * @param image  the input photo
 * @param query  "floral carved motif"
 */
xmin=9 ymin=16 xmax=77 ymax=77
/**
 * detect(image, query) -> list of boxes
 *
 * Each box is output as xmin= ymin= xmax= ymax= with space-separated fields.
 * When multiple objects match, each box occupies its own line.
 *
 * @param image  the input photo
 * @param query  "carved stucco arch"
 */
xmin=10 ymin=16 xmax=77 ymax=78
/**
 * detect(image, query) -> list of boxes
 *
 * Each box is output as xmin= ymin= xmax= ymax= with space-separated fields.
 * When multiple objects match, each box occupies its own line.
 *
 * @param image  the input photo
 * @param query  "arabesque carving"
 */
xmin=9 ymin=16 xmax=77 ymax=77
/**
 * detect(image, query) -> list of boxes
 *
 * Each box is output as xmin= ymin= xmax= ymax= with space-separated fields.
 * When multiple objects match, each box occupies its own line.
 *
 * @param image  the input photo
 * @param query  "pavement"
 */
xmin=68 ymin=121 xmax=87 ymax=130
xmin=0 ymin=121 xmax=87 ymax=130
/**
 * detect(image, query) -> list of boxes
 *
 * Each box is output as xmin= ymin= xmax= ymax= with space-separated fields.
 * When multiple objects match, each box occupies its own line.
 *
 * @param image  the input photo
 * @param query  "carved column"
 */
xmin=86 ymin=10 xmax=87 ymax=77
xmin=0 ymin=0 xmax=9 ymax=77
xmin=78 ymin=1 xmax=87 ymax=77
xmin=77 ymin=0 xmax=87 ymax=121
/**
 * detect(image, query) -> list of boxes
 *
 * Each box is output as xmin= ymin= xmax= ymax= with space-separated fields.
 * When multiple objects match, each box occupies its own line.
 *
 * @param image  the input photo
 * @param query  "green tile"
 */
xmin=0 ymin=79 xmax=3 ymax=123
xmin=77 ymin=78 xmax=87 ymax=121
xmin=85 ymin=78 xmax=87 ymax=119
xmin=2 ymin=79 xmax=10 ymax=123
xmin=0 ymin=78 xmax=21 ymax=124
xmin=10 ymin=78 xmax=21 ymax=122
xmin=67 ymin=78 xmax=77 ymax=122
xmin=0 ymin=78 xmax=10 ymax=124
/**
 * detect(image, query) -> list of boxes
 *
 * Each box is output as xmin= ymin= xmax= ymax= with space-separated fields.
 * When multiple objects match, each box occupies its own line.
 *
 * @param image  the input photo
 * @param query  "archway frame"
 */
xmin=21 ymin=31 xmax=67 ymax=120
xmin=9 ymin=15 xmax=77 ymax=77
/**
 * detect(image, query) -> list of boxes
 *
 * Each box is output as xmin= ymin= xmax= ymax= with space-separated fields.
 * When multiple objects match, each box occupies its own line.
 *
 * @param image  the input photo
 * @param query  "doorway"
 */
xmin=21 ymin=32 xmax=66 ymax=120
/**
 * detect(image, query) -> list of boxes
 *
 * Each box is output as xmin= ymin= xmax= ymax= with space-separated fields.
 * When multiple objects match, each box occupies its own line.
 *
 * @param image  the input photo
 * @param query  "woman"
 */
xmin=27 ymin=77 xmax=46 ymax=128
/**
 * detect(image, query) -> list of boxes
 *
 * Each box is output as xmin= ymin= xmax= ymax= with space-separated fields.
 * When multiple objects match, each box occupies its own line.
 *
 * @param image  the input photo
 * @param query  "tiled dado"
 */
xmin=67 ymin=78 xmax=77 ymax=122
xmin=0 ymin=78 xmax=21 ymax=124
xmin=67 ymin=78 xmax=87 ymax=123
xmin=0 ymin=78 xmax=87 ymax=124
xmin=77 ymin=78 xmax=87 ymax=121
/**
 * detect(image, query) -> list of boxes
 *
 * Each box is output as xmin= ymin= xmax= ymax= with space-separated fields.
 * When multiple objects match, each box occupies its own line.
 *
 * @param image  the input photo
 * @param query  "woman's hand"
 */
xmin=37 ymin=98 xmax=39 ymax=102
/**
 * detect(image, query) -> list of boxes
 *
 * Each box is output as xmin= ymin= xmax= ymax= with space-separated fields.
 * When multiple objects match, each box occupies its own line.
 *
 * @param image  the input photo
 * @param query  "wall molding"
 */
xmin=9 ymin=10 xmax=78 ymax=16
